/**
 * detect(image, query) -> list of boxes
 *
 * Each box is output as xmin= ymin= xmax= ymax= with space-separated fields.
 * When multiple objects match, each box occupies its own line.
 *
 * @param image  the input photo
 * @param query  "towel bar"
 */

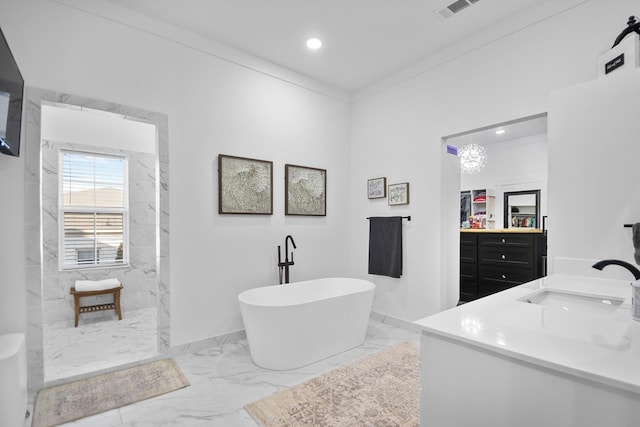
xmin=367 ymin=216 xmax=411 ymax=221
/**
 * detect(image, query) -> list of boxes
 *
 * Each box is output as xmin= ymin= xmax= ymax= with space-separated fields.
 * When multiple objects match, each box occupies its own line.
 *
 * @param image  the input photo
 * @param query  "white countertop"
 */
xmin=415 ymin=274 xmax=640 ymax=394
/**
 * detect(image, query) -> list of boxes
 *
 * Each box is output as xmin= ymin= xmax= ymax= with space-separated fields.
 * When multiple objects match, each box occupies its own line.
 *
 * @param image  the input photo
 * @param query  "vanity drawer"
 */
xmin=478 ymin=280 xmax=520 ymax=297
xmin=460 ymin=233 xmax=477 ymax=246
xmin=460 ymin=276 xmax=477 ymax=301
xmin=460 ymin=245 xmax=477 ymax=263
xmin=478 ymin=265 xmax=534 ymax=284
xmin=478 ymin=234 xmax=533 ymax=248
xmin=460 ymin=262 xmax=477 ymax=280
xmin=478 ymin=246 xmax=533 ymax=267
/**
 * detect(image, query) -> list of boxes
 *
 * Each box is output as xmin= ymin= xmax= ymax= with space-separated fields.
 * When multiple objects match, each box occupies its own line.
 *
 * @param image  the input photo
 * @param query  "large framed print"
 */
xmin=285 ymin=164 xmax=326 ymax=216
xmin=218 ymin=154 xmax=273 ymax=214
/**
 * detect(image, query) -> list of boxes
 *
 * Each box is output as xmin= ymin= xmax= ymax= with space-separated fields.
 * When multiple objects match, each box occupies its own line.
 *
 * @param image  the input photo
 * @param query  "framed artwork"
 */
xmin=218 ymin=154 xmax=273 ymax=214
xmin=285 ymin=164 xmax=326 ymax=216
xmin=388 ymin=182 xmax=410 ymax=206
xmin=367 ymin=177 xmax=387 ymax=199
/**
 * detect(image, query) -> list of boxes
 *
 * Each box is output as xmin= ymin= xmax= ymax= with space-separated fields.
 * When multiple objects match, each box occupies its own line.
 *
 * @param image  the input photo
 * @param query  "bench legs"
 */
xmin=73 ymin=294 xmax=81 ymax=327
xmin=70 ymin=286 xmax=123 ymax=327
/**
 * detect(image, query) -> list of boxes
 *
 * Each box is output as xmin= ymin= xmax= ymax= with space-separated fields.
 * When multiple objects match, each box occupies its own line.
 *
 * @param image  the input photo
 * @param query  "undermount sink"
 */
xmin=520 ymin=290 xmax=624 ymax=315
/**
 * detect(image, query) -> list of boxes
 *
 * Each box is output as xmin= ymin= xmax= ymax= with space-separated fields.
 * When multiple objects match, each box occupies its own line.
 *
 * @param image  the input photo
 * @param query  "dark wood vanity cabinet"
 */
xmin=459 ymin=233 xmax=478 ymax=302
xmin=459 ymin=231 xmax=546 ymax=303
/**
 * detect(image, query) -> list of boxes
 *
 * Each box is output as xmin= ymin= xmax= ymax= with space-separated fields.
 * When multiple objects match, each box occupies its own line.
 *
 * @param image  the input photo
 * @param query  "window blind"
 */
xmin=60 ymin=151 xmax=127 ymax=268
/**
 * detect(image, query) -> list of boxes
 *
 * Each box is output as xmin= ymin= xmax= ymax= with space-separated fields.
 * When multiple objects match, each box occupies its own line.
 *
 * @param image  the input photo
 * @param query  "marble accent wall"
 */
xmin=24 ymin=87 xmax=171 ymax=393
xmin=41 ymin=140 xmax=157 ymax=326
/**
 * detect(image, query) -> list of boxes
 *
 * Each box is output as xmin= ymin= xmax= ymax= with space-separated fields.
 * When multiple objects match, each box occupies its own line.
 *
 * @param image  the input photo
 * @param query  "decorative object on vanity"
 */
xmin=244 ymin=342 xmax=419 ymax=427
xmin=612 ymin=16 xmax=640 ymax=48
xmin=368 ymin=216 xmax=405 ymax=278
xmin=284 ymin=164 xmax=326 ymax=216
xmin=388 ymin=182 xmax=409 ymax=205
xmin=597 ymin=15 xmax=640 ymax=77
xmin=277 ymin=235 xmax=296 ymax=284
xmin=32 ymin=359 xmax=189 ymax=427
xmin=458 ymin=143 xmax=487 ymax=175
xmin=630 ymin=223 xmax=640 ymax=265
xmin=218 ymin=154 xmax=273 ymax=215
xmin=367 ymin=176 xmax=387 ymax=199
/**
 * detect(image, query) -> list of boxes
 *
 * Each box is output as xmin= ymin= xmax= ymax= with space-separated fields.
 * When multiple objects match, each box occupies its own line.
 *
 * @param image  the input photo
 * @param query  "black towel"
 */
xmin=633 ymin=223 xmax=640 ymax=265
xmin=368 ymin=216 xmax=403 ymax=278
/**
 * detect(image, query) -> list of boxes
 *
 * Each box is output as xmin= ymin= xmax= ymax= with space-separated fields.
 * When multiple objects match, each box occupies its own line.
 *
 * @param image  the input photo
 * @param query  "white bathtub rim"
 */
xmin=238 ymin=277 xmax=375 ymax=307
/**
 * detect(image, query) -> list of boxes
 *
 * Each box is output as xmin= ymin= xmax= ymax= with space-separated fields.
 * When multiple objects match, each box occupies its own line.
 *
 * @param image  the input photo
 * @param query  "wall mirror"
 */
xmin=504 ymin=190 xmax=540 ymax=229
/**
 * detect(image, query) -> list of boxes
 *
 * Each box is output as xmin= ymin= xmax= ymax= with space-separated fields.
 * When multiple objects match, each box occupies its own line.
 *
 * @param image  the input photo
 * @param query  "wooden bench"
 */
xmin=69 ymin=285 xmax=123 ymax=327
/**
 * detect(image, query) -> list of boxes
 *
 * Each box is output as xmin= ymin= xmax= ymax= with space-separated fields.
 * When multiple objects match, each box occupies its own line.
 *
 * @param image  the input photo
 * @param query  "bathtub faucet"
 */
xmin=278 ymin=235 xmax=297 ymax=284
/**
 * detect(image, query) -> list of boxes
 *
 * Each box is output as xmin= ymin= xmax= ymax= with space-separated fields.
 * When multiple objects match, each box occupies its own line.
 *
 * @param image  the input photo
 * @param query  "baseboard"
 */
xmin=370 ymin=311 xmax=422 ymax=333
xmin=169 ymin=329 xmax=247 ymax=357
xmin=169 ymin=313 xmax=419 ymax=358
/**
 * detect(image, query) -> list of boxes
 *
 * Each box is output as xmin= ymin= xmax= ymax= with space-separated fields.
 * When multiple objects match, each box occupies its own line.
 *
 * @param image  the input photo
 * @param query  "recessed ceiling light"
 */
xmin=495 ymin=129 xmax=506 ymax=135
xmin=306 ymin=38 xmax=322 ymax=50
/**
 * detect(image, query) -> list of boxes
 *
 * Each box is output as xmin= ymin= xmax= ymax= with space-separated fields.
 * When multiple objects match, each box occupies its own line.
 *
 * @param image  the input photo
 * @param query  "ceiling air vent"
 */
xmin=436 ymin=0 xmax=481 ymax=19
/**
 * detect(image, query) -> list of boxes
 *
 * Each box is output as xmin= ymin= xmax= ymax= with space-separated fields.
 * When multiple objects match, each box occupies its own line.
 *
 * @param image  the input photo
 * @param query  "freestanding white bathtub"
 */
xmin=0 ymin=333 xmax=27 ymax=427
xmin=238 ymin=277 xmax=375 ymax=370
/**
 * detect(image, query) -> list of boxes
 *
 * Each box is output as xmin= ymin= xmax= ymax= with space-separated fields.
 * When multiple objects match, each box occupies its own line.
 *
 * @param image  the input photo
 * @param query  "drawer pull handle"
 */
xmin=502 ymin=274 xmax=506 ymax=279
xmin=501 ymin=238 xmax=506 ymax=243
xmin=501 ymin=254 xmax=506 ymax=260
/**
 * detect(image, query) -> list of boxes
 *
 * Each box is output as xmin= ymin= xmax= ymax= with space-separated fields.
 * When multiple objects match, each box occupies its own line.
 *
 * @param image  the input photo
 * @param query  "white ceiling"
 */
xmin=105 ymin=0 xmax=568 ymax=93
xmin=446 ymin=115 xmax=548 ymax=147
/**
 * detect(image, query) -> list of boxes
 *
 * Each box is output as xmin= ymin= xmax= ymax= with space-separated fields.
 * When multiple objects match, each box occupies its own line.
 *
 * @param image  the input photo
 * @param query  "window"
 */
xmin=59 ymin=150 xmax=128 ymax=269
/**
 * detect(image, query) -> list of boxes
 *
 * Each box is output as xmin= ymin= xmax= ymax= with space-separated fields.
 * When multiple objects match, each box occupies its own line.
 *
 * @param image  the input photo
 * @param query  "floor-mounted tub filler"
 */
xmin=238 ymin=277 xmax=375 ymax=370
xmin=0 ymin=333 xmax=28 ymax=427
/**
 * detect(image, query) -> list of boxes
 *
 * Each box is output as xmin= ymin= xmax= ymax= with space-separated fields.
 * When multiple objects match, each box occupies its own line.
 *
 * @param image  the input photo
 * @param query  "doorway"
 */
xmin=23 ymin=88 xmax=170 ymax=391
xmin=40 ymin=102 xmax=159 ymax=382
xmin=440 ymin=113 xmax=548 ymax=307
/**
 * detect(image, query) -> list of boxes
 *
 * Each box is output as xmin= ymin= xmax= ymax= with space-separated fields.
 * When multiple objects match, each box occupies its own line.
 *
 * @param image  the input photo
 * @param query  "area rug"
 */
xmin=32 ymin=358 xmax=190 ymax=427
xmin=245 ymin=342 xmax=420 ymax=426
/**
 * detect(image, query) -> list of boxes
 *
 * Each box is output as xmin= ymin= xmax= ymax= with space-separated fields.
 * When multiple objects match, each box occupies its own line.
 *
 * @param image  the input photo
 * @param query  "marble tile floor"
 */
xmin=43 ymin=307 xmax=158 ymax=384
xmin=35 ymin=318 xmax=420 ymax=426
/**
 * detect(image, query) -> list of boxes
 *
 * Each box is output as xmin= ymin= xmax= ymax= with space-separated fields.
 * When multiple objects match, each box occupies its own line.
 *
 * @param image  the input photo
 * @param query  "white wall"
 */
xmin=349 ymin=0 xmax=637 ymax=320
xmin=549 ymin=70 xmax=640 ymax=279
xmin=0 ymin=0 xmax=351 ymax=346
xmin=41 ymin=105 xmax=157 ymax=154
xmin=0 ymin=152 xmax=25 ymax=335
xmin=461 ymin=134 xmax=548 ymax=229
xmin=1 ymin=0 xmax=638 ymax=344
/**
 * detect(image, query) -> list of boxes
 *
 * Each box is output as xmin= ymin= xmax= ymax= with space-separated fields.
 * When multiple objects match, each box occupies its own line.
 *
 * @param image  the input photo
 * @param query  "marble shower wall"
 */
xmin=41 ymin=139 xmax=157 ymax=326
xmin=25 ymin=88 xmax=170 ymax=394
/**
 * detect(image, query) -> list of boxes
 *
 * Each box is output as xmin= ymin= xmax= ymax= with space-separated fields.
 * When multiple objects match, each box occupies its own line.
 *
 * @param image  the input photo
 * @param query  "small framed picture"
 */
xmin=388 ymin=182 xmax=410 ymax=206
xmin=367 ymin=177 xmax=387 ymax=199
xmin=285 ymin=164 xmax=327 ymax=216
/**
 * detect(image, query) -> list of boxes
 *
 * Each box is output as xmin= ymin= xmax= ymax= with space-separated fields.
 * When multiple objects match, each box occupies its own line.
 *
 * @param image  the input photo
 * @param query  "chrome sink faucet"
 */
xmin=592 ymin=259 xmax=640 ymax=280
xmin=278 ymin=235 xmax=297 ymax=284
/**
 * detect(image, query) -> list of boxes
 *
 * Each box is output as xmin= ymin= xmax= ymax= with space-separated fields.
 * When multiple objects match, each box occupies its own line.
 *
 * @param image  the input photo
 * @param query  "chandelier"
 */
xmin=459 ymin=144 xmax=487 ymax=175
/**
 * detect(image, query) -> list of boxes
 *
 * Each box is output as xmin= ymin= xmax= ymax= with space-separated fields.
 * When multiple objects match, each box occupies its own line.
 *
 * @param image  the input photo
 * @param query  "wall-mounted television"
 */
xmin=0 ymin=26 xmax=24 ymax=157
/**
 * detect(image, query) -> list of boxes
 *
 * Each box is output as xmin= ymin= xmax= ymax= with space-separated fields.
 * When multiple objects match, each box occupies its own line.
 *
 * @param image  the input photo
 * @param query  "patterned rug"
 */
xmin=32 ymin=358 xmax=189 ymax=427
xmin=245 ymin=342 xmax=420 ymax=426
